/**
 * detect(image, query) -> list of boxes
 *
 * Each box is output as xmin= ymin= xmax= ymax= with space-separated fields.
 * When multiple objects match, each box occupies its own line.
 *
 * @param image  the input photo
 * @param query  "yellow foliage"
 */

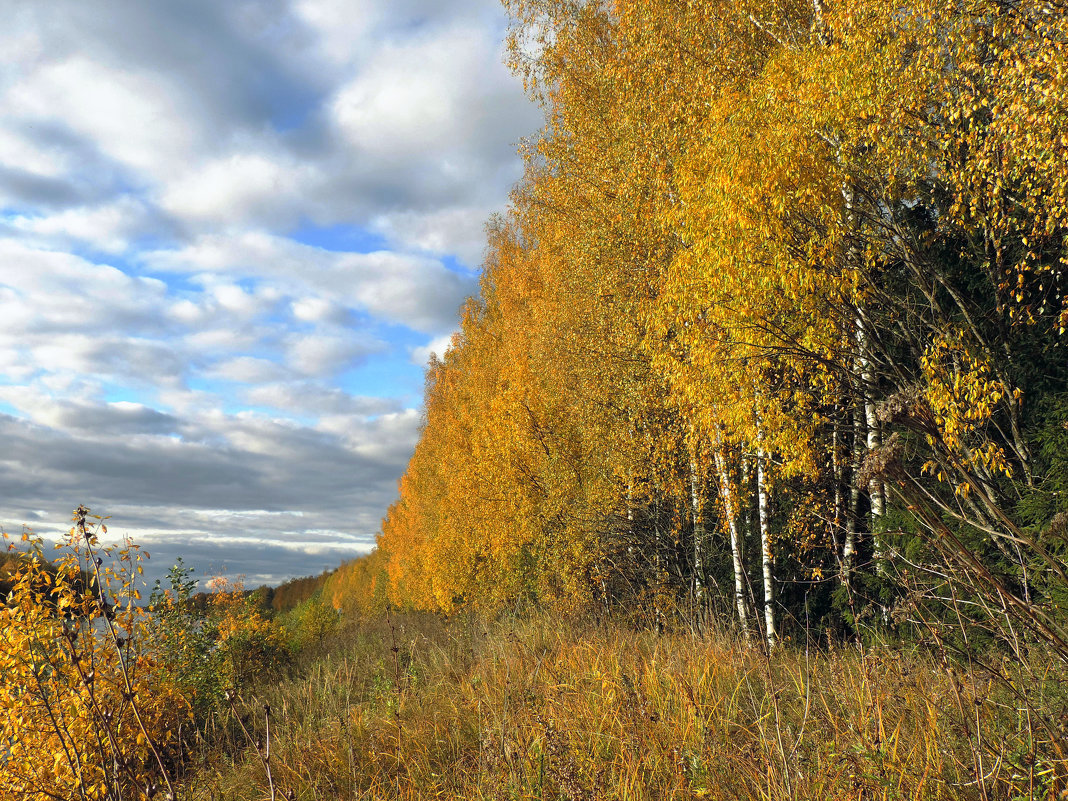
xmin=351 ymin=0 xmax=1068 ymax=625
xmin=919 ymin=335 xmax=1014 ymax=480
xmin=0 ymin=511 xmax=190 ymax=801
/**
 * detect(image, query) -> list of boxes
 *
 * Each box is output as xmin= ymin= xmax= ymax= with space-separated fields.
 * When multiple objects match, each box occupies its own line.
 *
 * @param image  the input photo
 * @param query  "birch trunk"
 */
xmin=740 ymin=453 xmax=756 ymax=614
xmin=755 ymin=412 xmax=778 ymax=649
xmin=831 ymin=421 xmax=844 ymax=558
xmin=858 ymin=315 xmax=885 ymax=565
xmin=843 ymin=381 xmax=864 ymax=591
xmin=841 ymin=181 xmax=864 ymax=594
xmin=689 ymin=454 xmax=707 ymax=605
xmin=652 ymin=481 xmax=665 ymax=634
xmin=713 ymin=436 xmax=750 ymax=638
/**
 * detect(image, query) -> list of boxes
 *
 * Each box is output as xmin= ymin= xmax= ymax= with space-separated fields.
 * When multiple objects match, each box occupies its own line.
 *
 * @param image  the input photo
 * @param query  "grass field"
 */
xmin=185 ymin=611 xmax=1067 ymax=801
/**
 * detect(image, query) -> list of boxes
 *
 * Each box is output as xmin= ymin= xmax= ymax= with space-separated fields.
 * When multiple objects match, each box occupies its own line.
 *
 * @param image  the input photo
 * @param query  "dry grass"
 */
xmin=185 ymin=612 xmax=1067 ymax=801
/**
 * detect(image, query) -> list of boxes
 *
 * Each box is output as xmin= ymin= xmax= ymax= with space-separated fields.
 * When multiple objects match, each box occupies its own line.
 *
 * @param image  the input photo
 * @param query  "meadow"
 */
xmin=188 ymin=609 xmax=1067 ymax=801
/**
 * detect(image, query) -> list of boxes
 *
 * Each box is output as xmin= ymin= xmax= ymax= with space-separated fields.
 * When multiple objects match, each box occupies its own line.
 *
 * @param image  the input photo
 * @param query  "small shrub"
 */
xmin=0 ymin=508 xmax=189 ymax=801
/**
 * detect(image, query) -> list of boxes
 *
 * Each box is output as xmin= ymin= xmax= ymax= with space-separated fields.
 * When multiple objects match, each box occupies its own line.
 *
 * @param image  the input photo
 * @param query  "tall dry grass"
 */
xmin=187 ymin=612 xmax=1066 ymax=801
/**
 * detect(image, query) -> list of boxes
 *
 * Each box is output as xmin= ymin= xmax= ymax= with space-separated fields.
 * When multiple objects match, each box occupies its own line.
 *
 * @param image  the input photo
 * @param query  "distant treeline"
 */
xmin=0 ymin=548 xmax=339 ymax=617
xmin=183 ymin=568 xmax=338 ymax=616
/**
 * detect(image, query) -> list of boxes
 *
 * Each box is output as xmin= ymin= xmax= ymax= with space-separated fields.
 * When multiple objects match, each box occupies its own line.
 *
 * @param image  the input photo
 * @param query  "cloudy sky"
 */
xmin=0 ymin=0 xmax=541 ymax=587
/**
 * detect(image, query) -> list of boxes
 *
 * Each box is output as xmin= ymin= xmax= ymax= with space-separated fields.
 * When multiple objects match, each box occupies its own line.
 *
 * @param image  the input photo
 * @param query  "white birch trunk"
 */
xmin=831 ymin=421 xmax=843 ymax=556
xmin=713 ymin=436 xmax=750 ymax=638
xmin=689 ymin=454 xmax=706 ymax=604
xmin=755 ymin=410 xmax=778 ymax=649
xmin=858 ymin=316 xmax=885 ymax=562
xmin=652 ymin=478 xmax=664 ymax=633
xmin=844 ymin=390 xmax=864 ymax=590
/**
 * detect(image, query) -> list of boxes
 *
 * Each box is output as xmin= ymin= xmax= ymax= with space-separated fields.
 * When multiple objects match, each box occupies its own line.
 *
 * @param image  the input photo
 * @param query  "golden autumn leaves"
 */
xmin=0 ymin=510 xmax=292 ymax=801
xmin=0 ymin=510 xmax=186 ymax=800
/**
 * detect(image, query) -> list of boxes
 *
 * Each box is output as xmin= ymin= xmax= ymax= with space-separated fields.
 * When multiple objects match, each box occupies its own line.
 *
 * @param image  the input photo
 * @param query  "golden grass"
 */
xmin=186 ymin=612 xmax=1066 ymax=801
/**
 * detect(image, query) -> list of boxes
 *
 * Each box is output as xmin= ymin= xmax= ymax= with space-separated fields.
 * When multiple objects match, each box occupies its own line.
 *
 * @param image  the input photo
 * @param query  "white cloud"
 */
xmin=372 ymin=206 xmax=492 ymax=267
xmin=318 ymin=407 xmax=421 ymax=459
xmin=0 ymin=244 xmax=172 ymax=354
xmin=5 ymin=57 xmax=197 ymax=178
xmin=145 ymin=232 xmax=475 ymax=333
xmin=161 ymin=152 xmax=315 ymax=226
xmin=333 ymin=46 xmax=461 ymax=158
xmin=291 ymin=0 xmax=378 ymax=66
xmin=29 ymin=335 xmax=187 ymax=387
xmin=291 ymin=296 xmax=349 ymax=324
xmin=206 ymin=356 xmax=291 ymax=384
xmin=184 ymin=327 xmax=263 ymax=354
xmin=0 ymin=124 xmax=68 ymax=179
xmin=285 ymin=331 xmax=383 ymax=376
xmin=342 ymin=251 xmax=473 ymax=332
xmin=409 ymin=333 xmax=455 ymax=366
xmin=211 ymin=282 xmax=283 ymax=317
xmin=245 ymin=382 xmax=398 ymax=416
xmin=9 ymin=197 xmax=150 ymax=253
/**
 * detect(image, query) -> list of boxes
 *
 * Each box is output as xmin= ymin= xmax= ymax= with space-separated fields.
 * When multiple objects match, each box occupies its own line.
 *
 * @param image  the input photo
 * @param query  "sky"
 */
xmin=0 ymin=0 xmax=542 ymax=588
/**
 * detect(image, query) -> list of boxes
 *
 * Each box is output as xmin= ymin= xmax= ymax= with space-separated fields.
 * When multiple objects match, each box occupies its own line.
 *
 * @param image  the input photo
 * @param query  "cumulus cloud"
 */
xmin=160 ymin=153 xmax=316 ymax=227
xmin=0 ymin=400 xmax=415 ymax=584
xmin=372 ymin=207 xmax=494 ymax=269
xmin=291 ymin=296 xmax=351 ymax=325
xmin=6 ymin=57 xmax=197 ymax=178
xmin=285 ymin=332 xmax=385 ymax=376
xmin=145 ymin=233 xmax=476 ymax=333
xmin=410 ymin=333 xmax=456 ymax=367
xmin=0 ymin=393 xmax=181 ymax=437
xmin=244 ymin=383 xmax=400 ymax=417
xmin=8 ymin=196 xmax=153 ymax=253
xmin=205 ymin=357 xmax=292 ymax=384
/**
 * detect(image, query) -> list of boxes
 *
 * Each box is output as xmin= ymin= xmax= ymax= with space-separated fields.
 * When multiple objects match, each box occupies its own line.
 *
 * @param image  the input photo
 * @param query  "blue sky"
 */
xmin=0 ymin=0 xmax=541 ymax=586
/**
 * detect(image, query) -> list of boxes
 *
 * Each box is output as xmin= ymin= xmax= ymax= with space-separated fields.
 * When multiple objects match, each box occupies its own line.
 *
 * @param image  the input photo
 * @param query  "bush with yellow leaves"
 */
xmin=208 ymin=579 xmax=291 ymax=689
xmin=0 ymin=507 xmax=191 ymax=801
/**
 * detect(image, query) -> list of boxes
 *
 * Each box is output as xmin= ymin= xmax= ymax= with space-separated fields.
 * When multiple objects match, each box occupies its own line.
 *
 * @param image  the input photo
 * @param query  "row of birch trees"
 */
xmin=344 ymin=0 xmax=1068 ymax=652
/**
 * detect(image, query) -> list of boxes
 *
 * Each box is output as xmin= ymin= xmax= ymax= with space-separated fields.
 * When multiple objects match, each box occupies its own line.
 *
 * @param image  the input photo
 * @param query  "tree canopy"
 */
xmin=333 ymin=0 xmax=1068 ymax=656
